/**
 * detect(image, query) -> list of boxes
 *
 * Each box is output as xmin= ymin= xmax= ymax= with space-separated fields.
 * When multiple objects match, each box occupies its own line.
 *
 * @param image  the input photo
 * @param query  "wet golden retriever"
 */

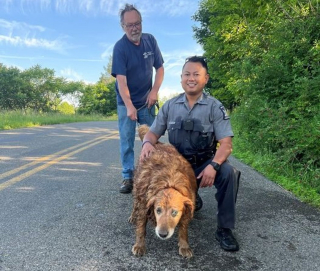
xmin=128 ymin=125 xmax=197 ymax=258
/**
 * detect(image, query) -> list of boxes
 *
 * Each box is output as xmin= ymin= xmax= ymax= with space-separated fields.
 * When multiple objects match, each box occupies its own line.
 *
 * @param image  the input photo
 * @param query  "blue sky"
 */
xmin=0 ymin=0 xmax=203 ymax=99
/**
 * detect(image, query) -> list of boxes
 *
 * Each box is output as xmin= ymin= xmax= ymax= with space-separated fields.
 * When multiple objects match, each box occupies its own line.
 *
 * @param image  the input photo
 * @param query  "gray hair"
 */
xmin=119 ymin=3 xmax=142 ymax=25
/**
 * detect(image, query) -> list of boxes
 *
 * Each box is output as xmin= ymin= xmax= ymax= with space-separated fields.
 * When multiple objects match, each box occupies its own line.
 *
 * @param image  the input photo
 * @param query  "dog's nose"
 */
xmin=159 ymin=231 xmax=168 ymax=238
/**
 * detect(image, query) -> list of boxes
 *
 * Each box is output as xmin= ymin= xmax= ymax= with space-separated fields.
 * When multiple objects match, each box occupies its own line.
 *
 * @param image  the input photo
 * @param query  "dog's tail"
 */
xmin=138 ymin=124 xmax=150 ymax=142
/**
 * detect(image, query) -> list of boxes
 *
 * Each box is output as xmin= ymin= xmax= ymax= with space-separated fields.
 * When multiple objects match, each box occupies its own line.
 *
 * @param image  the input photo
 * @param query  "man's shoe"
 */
xmin=195 ymin=193 xmax=203 ymax=211
xmin=215 ymin=227 xmax=239 ymax=251
xmin=119 ymin=179 xmax=133 ymax=194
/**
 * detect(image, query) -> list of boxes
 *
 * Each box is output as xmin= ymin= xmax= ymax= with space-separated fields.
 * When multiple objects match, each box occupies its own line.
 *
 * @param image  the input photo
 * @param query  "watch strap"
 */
xmin=210 ymin=161 xmax=221 ymax=171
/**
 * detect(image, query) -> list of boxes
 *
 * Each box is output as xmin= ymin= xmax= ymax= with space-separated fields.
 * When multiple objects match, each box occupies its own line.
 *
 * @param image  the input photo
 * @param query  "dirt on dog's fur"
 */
xmin=129 ymin=125 xmax=197 ymax=258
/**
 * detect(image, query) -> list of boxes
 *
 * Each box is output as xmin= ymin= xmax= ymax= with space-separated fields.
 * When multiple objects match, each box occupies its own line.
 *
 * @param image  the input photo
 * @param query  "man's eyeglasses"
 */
xmin=123 ymin=21 xmax=142 ymax=30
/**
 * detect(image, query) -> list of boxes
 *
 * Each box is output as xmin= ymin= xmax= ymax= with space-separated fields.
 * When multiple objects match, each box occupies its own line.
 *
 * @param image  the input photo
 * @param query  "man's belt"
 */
xmin=183 ymin=150 xmax=215 ymax=168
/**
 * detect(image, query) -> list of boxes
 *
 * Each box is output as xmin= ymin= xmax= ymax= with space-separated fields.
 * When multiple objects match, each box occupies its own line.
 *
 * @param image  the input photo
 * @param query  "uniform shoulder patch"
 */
xmin=219 ymin=105 xmax=230 ymax=120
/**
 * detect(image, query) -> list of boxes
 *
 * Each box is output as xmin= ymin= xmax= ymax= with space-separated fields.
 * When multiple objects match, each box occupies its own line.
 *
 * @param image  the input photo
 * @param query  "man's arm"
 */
xmin=212 ymin=137 xmax=233 ymax=165
xmin=116 ymin=74 xmax=137 ymax=121
xmin=147 ymin=66 xmax=164 ymax=107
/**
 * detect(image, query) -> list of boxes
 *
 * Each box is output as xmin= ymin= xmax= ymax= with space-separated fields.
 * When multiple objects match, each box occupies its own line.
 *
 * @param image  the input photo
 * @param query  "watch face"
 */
xmin=211 ymin=162 xmax=220 ymax=171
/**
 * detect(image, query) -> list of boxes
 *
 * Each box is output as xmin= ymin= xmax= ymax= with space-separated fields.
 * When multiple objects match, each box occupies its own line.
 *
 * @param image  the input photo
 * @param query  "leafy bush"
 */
xmin=57 ymin=102 xmax=75 ymax=114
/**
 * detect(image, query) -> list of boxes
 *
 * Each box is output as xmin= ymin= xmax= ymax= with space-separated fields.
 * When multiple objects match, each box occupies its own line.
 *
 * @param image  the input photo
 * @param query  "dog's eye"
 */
xmin=171 ymin=210 xmax=178 ymax=217
xmin=156 ymin=207 xmax=162 ymax=214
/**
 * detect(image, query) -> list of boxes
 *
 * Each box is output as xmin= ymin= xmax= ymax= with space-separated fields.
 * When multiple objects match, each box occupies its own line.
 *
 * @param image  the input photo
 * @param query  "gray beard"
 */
xmin=131 ymin=32 xmax=142 ymax=43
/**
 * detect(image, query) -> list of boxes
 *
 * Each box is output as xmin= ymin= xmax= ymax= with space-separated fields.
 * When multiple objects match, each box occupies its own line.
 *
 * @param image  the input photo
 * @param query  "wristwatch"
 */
xmin=210 ymin=161 xmax=221 ymax=171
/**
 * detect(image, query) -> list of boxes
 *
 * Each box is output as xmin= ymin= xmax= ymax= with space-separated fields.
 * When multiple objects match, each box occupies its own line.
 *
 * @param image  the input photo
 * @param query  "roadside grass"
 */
xmin=0 ymin=110 xmax=115 ymax=130
xmin=232 ymin=135 xmax=320 ymax=209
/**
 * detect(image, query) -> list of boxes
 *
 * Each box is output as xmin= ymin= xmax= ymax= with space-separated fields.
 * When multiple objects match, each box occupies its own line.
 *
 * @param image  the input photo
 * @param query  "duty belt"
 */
xmin=183 ymin=150 xmax=215 ymax=168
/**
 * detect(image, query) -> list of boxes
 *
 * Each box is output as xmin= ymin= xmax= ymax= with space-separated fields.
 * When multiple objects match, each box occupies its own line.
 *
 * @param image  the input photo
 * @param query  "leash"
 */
xmin=136 ymin=101 xmax=159 ymax=117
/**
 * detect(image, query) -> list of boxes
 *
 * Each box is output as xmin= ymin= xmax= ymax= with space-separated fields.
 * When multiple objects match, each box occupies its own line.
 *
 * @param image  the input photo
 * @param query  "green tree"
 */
xmin=78 ymin=57 xmax=117 ymax=115
xmin=78 ymin=82 xmax=117 ymax=116
xmin=0 ymin=63 xmax=86 ymax=112
xmin=0 ymin=64 xmax=30 ymax=110
xmin=193 ymin=0 xmax=275 ymax=109
xmin=21 ymin=65 xmax=66 ymax=112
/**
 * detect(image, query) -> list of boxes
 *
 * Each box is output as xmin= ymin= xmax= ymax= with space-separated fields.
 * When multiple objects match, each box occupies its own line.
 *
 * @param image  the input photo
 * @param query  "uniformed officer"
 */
xmin=139 ymin=55 xmax=240 ymax=252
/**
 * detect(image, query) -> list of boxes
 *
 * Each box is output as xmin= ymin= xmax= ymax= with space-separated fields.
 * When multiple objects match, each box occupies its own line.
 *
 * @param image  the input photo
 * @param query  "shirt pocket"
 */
xmin=167 ymin=121 xmax=182 ymax=149
xmin=190 ymin=123 xmax=215 ymax=150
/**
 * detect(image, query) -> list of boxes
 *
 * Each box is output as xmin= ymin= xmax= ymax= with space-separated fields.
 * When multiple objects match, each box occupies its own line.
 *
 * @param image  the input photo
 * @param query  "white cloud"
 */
xmin=100 ymin=43 xmax=113 ymax=59
xmin=0 ymin=19 xmax=45 ymax=32
xmin=99 ymin=0 xmax=122 ymax=15
xmin=162 ymin=44 xmax=204 ymax=73
xmin=79 ymin=0 xmax=94 ymax=13
xmin=17 ymin=0 xmax=51 ymax=13
xmin=0 ymin=18 xmax=68 ymax=53
xmin=139 ymin=0 xmax=198 ymax=17
xmin=55 ymin=0 xmax=70 ymax=13
xmin=60 ymin=67 xmax=96 ymax=84
xmin=40 ymin=0 xmax=51 ymax=10
xmin=158 ymin=44 xmax=204 ymax=98
xmin=60 ymin=67 xmax=82 ymax=81
xmin=0 ymin=34 xmax=66 ymax=53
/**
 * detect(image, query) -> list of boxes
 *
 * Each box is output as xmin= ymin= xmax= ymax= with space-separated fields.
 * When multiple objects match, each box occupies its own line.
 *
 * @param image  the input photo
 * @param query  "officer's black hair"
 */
xmin=183 ymin=56 xmax=208 ymax=73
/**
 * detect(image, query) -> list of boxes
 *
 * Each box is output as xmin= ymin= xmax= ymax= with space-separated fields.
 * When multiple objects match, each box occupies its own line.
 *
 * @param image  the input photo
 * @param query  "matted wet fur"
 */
xmin=128 ymin=125 xmax=197 ymax=258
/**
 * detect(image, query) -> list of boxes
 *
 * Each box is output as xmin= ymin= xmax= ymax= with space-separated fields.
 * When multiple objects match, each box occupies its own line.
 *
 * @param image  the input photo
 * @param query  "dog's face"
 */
xmin=147 ymin=188 xmax=194 ymax=240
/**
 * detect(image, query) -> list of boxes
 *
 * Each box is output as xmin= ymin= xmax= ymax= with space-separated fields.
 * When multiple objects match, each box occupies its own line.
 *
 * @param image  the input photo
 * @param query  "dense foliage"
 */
xmin=193 ymin=0 xmax=320 ymax=191
xmin=0 ymin=64 xmax=62 ymax=112
xmin=77 ymin=82 xmax=116 ymax=115
xmin=77 ymin=59 xmax=117 ymax=116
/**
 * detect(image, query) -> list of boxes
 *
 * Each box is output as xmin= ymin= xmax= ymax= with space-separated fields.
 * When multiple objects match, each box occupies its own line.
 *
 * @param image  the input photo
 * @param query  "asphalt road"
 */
xmin=0 ymin=121 xmax=319 ymax=271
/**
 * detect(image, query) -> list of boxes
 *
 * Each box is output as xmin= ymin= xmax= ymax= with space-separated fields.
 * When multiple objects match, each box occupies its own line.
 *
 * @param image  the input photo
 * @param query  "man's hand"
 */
xmin=146 ymin=65 xmax=163 ymax=108
xmin=139 ymin=142 xmax=155 ymax=161
xmin=146 ymin=89 xmax=158 ymax=108
xmin=196 ymin=136 xmax=232 ymax=187
xmin=126 ymin=104 xmax=137 ymax=121
xmin=197 ymin=165 xmax=217 ymax=188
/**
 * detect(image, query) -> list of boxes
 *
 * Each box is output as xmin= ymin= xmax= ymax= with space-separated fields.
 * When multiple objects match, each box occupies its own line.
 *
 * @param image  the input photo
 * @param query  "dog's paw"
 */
xmin=132 ymin=244 xmax=146 ymax=256
xmin=128 ymin=215 xmax=137 ymax=224
xmin=179 ymin=247 xmax=193 ymax=258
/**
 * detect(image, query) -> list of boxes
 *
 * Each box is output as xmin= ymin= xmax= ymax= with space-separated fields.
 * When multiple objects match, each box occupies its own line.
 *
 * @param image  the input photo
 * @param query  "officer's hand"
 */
xmin=197 ymin=165 xmax=217 ymax=188
xmin=127 ymin=104 xmax=137 ymax=121
xmin=139 ymin=142 xmax=155 ymax=162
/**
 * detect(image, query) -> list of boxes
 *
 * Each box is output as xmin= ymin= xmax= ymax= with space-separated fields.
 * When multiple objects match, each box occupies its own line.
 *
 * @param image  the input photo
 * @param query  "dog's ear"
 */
xmin=146 ymin=196 xmax=157 ymax=225
xmin=183 ymin=198 xmax=195 ymax=218
xmin=146 ymin=196 xmax=156 ymax=210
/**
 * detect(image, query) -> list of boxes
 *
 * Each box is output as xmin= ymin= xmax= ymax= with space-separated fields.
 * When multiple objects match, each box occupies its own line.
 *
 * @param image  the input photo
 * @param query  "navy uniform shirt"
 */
xmin=150 ymin=92 xmax=233 ymax=155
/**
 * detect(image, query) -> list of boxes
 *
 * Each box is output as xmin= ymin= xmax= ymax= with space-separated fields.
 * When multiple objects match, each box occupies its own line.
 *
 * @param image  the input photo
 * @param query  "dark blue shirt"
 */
xmin=111 ymin=33 xmax=164 ymax=108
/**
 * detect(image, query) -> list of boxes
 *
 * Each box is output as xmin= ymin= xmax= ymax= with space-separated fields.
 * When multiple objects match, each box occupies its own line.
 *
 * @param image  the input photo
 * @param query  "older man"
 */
xmin=112 ymin=3 xmax=164 ymax=194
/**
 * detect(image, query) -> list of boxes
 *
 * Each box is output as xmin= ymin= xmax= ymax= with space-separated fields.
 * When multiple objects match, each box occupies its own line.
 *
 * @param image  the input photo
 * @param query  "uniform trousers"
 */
xmin=194 ymin=159 xmax=240 ymax=229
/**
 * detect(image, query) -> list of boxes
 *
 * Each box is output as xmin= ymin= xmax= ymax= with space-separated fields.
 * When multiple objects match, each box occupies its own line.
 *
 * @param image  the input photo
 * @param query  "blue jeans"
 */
xmin=117 ymin=104 xmax=155 ymax=179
